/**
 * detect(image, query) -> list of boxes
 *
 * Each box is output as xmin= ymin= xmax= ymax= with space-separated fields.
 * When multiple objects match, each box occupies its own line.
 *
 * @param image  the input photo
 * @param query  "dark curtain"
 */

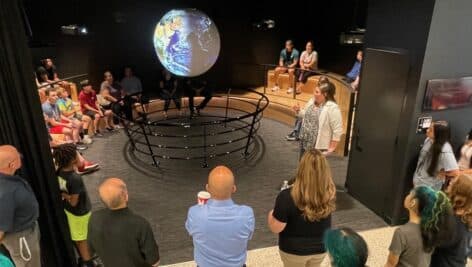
xmin=0 ymin=0 xmax=76 ymax=266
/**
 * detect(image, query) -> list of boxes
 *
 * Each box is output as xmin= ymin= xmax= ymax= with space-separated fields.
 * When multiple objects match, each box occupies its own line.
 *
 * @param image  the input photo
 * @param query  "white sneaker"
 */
xmin=271 ymin=86 xmax=280 ymax=92
xmin=287 ymin=88 xmax=294 ymax=94
xmin=82 ymin=136 xmax=93 ymax=144
xmin=114 ymin=125 xmax=124 ymax=129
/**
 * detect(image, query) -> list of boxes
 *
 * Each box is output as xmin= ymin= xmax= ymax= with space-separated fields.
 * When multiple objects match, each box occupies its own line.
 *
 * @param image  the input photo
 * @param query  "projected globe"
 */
xmin=153 ymin=9 xmax=221 ymax=77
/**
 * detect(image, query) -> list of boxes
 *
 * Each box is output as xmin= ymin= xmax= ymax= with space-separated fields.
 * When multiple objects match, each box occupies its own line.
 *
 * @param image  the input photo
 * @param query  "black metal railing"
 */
xmin=118 ymin=89 xmax=269 ymax=168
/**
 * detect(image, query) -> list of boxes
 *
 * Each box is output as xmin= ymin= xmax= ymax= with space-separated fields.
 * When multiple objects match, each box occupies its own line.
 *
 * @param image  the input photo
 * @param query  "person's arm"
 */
xmin=385 ymin=252 xmax=399 ymax=267
xmin=60 ymin=115 xmax=72 ymax=123
xmin=59 ymin=106 xmax=76 ymax=117
xmin=101 ymin=89 xmax=118 ymax=102
xmin=326 ymin=105 xmax=343 ymax=153
xmin=288 ymin=51 xmax=299 ymax=68
xmin=83 ymin=103 xmax=101 ymax=113
xmin=437 ymin=150 xmax=460 ymax=178
xmin=0 ymin=191 xmax=14 ymax=242
xmin=267 ymin=209 xmax=287 ymax=234
xmin=47 ymin=116 xmax=71 ymax=127
xmin=62 ymin=193 xmax=79 ymax=207
xmin=306 ymin=53 xmax=317 ymax=69
xmin=140 ymin=220 xmax=160 ymax=267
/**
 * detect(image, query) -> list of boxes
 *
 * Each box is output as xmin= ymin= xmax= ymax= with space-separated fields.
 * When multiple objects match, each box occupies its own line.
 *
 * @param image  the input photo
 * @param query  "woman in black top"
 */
xmin=268 ymin=149 xmax=336 ymax=266
xmin=431 ymin=174 xmax=472 ymax=267
xmin=53 ymin=144 xmax=94 ymax=267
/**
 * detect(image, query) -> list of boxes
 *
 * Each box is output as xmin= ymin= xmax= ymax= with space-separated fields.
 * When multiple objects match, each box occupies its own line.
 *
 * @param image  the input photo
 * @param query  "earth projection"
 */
xmin=153 ymin=9 xmax=221 ymax=77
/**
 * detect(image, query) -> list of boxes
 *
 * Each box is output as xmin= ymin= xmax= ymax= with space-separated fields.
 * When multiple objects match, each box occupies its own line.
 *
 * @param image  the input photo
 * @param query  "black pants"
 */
xmin=162 ymin=90 xmax=182 ymax=112
xmin=186 ymin=88 xmax=213 ymax=113
xmin=111 ymin=102 xmax=125 ymax=124
xmin=296 ymin=69 xmax=315 ymax=83
xmin=122 ymin=95 xmax=137 ymax=121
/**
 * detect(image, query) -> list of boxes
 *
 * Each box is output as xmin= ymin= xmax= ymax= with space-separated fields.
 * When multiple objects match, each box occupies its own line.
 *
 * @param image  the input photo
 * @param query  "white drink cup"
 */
xmin=197 ymin=191 xmax=211 ymax=205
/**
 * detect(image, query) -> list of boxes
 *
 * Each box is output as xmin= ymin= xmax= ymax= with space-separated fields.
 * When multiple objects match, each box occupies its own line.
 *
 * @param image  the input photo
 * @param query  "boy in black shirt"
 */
xmin=53 ymin=144 xmax=94 ymax=267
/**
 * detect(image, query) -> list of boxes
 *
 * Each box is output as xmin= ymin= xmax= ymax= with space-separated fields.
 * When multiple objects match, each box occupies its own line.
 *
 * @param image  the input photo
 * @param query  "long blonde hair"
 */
xmin=291 ymin=149 xmax=336 ymax=221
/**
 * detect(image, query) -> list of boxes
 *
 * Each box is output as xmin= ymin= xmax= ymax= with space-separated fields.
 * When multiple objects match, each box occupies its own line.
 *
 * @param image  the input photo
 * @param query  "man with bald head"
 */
xmin=88 ymin=178 xmax=160 ymax=267
xmin=0 ymin=145 xmax=40 ymax=267
xmin=185 ymin=166 xmax=255 ymax=267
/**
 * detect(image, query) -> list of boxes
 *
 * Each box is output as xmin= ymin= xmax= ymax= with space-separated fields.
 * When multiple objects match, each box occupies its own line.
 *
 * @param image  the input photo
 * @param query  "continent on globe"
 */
xmin=153 ymin=9 xmax=221 ymax=77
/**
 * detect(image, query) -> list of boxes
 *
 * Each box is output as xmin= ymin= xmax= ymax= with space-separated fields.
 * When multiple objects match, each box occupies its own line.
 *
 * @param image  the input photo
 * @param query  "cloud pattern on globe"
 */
xmin=153 ymin=9 xmax=221 ymax=77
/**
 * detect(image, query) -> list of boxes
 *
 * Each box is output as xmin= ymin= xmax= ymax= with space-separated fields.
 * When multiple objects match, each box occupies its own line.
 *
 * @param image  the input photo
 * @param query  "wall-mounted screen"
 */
xmin=423 ymin=77 xmax=472 ymax=111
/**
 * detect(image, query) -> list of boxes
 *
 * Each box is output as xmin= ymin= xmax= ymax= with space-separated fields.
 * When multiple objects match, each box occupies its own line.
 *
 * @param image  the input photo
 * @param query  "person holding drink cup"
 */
xmin=185 ymin=166 xmax=255 ymax=267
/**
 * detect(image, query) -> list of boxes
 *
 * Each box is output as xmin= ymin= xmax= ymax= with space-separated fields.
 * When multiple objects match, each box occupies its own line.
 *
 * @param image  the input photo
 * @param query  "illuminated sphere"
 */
xmin=153 ymin=9 xmax=221 ymax=77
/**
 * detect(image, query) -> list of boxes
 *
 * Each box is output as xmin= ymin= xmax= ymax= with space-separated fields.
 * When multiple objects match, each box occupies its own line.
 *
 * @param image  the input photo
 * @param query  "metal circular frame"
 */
xmin=118 ymin=89 xmax=269 ymax=168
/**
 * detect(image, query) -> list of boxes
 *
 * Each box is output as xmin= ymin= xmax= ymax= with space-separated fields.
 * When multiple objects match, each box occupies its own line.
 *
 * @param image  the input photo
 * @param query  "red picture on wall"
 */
xmin=423 ymin=77 xmax=472 ymax=111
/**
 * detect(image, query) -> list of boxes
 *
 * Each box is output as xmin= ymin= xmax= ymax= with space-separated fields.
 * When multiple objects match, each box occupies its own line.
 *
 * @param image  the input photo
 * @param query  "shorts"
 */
xmin=49 ymin=119 xmax=69 ymax=134
xmin=73 ymin=113 xmax=83 ymax=120
xmin=83 ymin=110 xmax=98 ymax=120
xmin=64 ymin=210 xmax=91 ymax=241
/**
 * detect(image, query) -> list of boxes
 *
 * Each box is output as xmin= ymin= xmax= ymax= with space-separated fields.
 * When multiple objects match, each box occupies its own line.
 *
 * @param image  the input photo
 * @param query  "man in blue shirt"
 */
xmin=345 ymin=50 xmax=363 ymax=90
xmin=185 ymin=166 xmax=255 ymax=267
xmin=272 ymin=40 xmax=300 ymax=93
xmin=0 ymin=145 xmax=41 ymax=267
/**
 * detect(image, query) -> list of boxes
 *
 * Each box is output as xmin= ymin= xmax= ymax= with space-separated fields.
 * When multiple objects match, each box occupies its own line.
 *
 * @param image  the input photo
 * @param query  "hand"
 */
xmin=99 ymin=111 xmax=104 ymax=117
xmin=66 ymin=123 xmax=74 ymax=128
xmin=322 ymin=150 xmax=334 ymax=156
xmin=292 ymin=102 xmax=300 ymax=112
xmin=119 ymin=100 xmax=124 ymax=105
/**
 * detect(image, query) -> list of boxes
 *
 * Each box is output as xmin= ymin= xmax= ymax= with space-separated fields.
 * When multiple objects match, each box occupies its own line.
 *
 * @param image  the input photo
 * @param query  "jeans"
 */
xmin=292 ymin=118 xmax=302 ymax=137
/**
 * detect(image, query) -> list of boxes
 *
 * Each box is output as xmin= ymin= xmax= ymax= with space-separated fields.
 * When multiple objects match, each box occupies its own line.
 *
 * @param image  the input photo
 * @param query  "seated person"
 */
xmin=101 ymin=71 xmax=125 ymax=127
xmin=97 ymin=92 xmax=117 ymax=130
xmin=294 ymin=41 xmax=318 ymax=94
xmin=56 ymin=87 xmax=93 ymax=144
xmin=186 ymin=166 xmax=255 ymax=267
xmin=184 ymin=78 xmax=212 ymax=117
xmin=160 ymin=69 xmax=182 ymax=118
xmin=272 ymin=40 xmax=299 ymax=92
xmin=458 ymin=128 xmax=472 ymax=174
xmin=121 ymin=66 xmax=148 ymax=117
xmin=42 ymin=88 xmax=86 ymax=150
xmin=78 ymin=80 xmax=113 ymax=136
xmin=345 ymin=50 xmax=363 ymax=90
xmin=36 ymin=58 xmax=71 ymax=89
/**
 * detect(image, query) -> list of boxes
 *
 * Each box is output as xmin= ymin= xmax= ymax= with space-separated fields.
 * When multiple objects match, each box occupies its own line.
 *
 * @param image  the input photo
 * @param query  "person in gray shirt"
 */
xmin=385 ymin=186 xmax=455 ymax=267
xmin=121 ymin=67 xmax=149 ymax=118
xmin=413 ymin=121 xmax=459 ymax=190
xmin=0 ymin=145 xmax=40 ymax=267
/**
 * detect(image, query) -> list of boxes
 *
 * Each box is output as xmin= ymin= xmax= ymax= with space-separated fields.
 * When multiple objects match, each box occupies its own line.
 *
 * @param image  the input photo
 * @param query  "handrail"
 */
xmin=37 ymin=73 xmax=88 ymax=89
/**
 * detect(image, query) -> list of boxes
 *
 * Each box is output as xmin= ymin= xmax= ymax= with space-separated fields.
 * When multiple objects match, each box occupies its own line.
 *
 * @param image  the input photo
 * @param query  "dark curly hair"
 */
xmin=52 ymin=143 xmax=78 ymax=172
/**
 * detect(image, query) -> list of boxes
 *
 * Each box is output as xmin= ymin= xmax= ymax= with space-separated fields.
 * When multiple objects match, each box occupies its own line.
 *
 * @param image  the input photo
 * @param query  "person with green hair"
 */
xmin=385 ymin=186 xmax=455 ymax=267
xmin=0 ymin=252 xmax=14 ymax=267
xmin=324 ymin=227 xmax=368 ymax=267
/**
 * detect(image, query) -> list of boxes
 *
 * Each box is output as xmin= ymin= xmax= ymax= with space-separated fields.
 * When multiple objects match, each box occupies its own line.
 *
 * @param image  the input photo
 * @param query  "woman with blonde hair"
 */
xmin=268 ymin=149 xmax=336 ymax=267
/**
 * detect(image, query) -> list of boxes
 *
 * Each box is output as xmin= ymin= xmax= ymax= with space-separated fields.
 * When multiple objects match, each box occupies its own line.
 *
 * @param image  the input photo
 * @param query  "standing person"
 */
xmin=0 ymin=145 xmax=41 ymax=267
xmin=457 ymin=128 xmax=472 ymax=173
xmin=52 ymin=144 xmax=94 ymax=267
xmin=185 ymin=166 xmax=255 ymax=267
xmin=268 ymin=149 xmax=336 ymax=267
xmin=298 ymin=82 xmax=343 ymax=157
xmin=294 ymin=41 xmax=318 ymax=94
xmin=88 ymin=178 xmax=160 ymax=267
xmin=324 ymin=227 xmax=368 ymax=267
xmin=36 ymin=58 xmax=71 ymax=89
xmin=272 ymin=40 xmax=300 ymax=93
xmin=78 ymin=80 xmax=114 ymax=136
xmin=286 ymin=76 xmax=329 ymax=141
xmin=159 ymin=69 xmax=181 ymax=118
xmin=345 ymin=50 xmax=363 ymax=90
xmin=385 ymin=186 xmax=455 ymax=267
xmin=430 ymin=174 xmax=472 ymax=266
xmin=413 ymin=121 xmax=459 ymax=190
xmin=100 ymin=71 xmax=125 ymax=128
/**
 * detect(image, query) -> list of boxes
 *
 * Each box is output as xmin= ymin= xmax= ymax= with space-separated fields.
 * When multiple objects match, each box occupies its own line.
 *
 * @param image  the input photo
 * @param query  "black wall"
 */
xmin=24 ymin=0 xmax=366 ymax=91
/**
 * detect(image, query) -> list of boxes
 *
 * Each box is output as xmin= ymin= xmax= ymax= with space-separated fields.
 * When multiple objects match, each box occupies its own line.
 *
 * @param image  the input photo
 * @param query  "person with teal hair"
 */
xmin=324 ymin=227 xmax=368 ymax=267
xmin=0 ymin=253 xmax=14 ymax=267
xmin=385 ymin=186 xmax=455 ymax=267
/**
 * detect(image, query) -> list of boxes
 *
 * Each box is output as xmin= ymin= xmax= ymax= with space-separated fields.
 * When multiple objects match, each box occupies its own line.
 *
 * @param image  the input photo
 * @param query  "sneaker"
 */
xmin=285 ymin=131 xmax=299 ymax=141
xmin=94 ymin=132 xmax=104 ymax=137
xmin=114 ymin=125 xmax=124 ymax=129
xmin=271 ymin=86 xmax=280 ymax=92
xmin=287 ymin=88 xmax=294 ymax=94
xmin=76 ymin=143 xmax=88 ymax=151
xmin=77 ymin=160 xmax=99 ymax=175
xmin=82 ymin=136 xmax=93 ymax=144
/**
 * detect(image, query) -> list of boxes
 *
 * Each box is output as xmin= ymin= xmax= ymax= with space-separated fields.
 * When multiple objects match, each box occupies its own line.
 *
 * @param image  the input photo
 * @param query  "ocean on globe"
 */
xmin=153 ymin=9 xmax=221 ymax=77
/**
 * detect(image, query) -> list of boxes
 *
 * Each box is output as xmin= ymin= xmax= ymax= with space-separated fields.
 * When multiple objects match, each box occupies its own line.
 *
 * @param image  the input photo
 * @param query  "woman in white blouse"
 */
xmin=294 ymin=81 xmax=343 ymax=158
xmin=290 ymin=41 xmax=318 ymax=94
xmin=458 ymin=129 xmax=472 ymax=173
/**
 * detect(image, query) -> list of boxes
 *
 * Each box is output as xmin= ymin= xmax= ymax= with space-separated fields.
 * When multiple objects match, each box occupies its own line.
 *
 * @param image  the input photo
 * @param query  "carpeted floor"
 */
xmin=80 ymin=116 xmax=386 ymax=265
